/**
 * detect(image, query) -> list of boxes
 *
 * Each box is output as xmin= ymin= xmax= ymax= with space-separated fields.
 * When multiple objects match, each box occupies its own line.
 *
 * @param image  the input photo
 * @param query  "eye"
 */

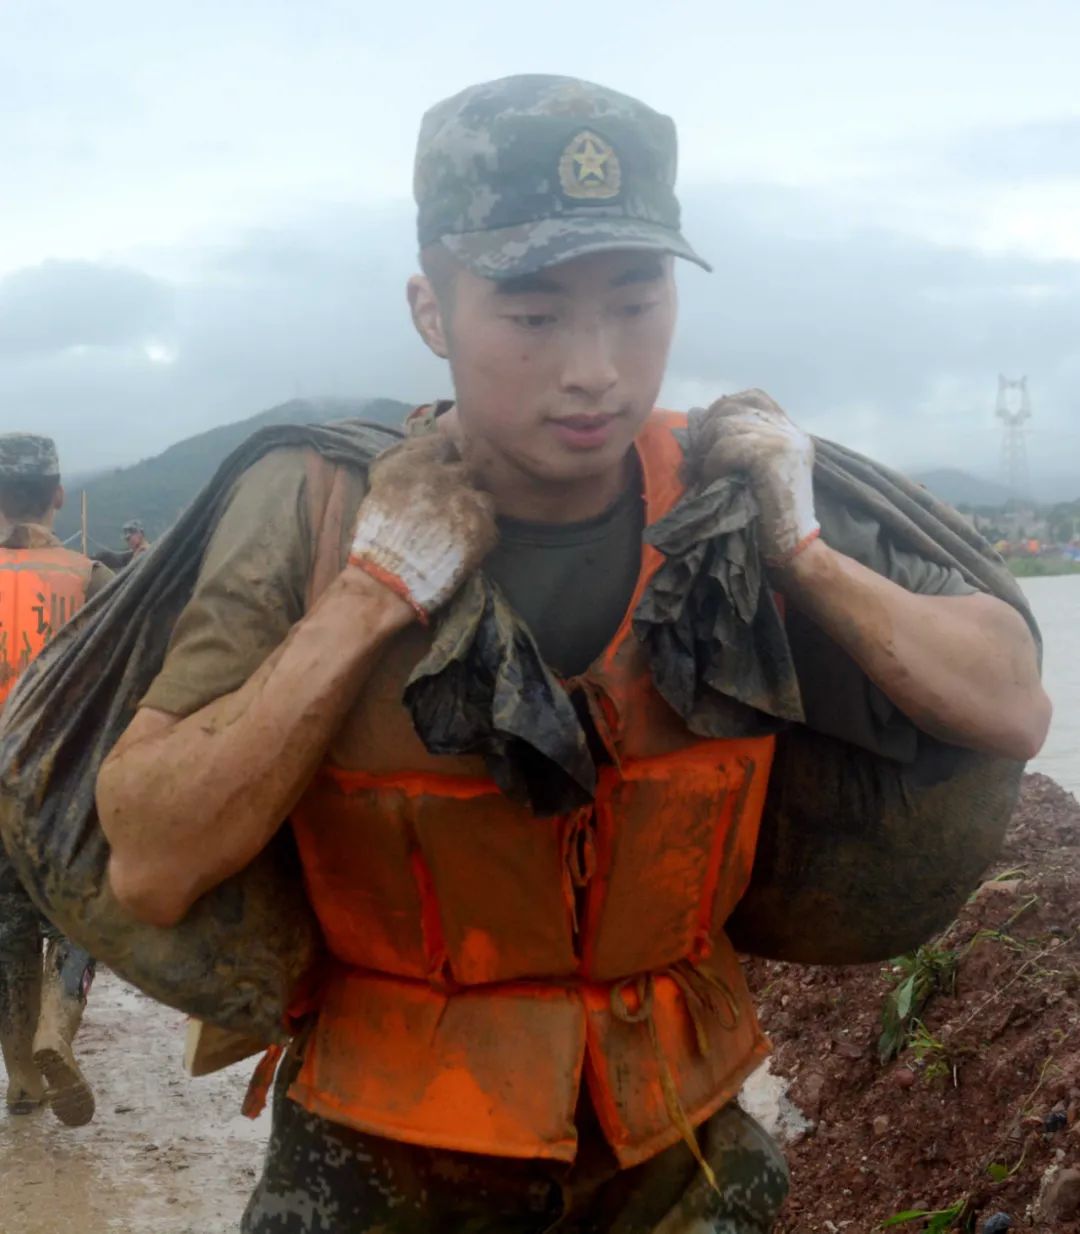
xmin=619 ymin=301 xmax=658 ymax=319
xmin=508 ymin=313 xmax=557 ymax=329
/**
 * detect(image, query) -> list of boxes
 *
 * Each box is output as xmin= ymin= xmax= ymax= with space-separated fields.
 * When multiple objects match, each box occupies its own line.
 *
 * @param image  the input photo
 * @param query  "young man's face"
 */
xmin=412 ymin=249 xmax=677 ymax=488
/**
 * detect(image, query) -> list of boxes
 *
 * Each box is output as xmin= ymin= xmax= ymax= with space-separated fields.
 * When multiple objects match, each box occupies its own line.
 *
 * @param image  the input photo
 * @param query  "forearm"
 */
xmin=97 ymin=567 xmax=412 ymax=925
xmin=774 ymin=539 xmax=1051 ymax=759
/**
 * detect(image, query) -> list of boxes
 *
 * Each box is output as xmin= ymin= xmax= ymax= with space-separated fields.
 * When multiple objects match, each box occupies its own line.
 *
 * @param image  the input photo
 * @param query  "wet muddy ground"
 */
xmin=0 ymin=974 xmax=267 ymax=1234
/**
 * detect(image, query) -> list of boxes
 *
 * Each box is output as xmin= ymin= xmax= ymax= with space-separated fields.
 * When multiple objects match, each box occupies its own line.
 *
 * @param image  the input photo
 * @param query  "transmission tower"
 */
xmin=995 ymin=375 xmax=1032 ymax=497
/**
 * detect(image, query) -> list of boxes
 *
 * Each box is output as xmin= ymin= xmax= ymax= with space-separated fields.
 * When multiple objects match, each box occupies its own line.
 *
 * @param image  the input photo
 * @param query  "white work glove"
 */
xmin=696 ymin=389 xmax=820 ymax=567
xmin=348 ymin=433 xmax=497 ymax=623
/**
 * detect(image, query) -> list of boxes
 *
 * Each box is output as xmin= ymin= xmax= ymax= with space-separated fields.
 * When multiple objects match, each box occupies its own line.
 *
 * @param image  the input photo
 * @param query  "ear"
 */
xmin=407 ymin=275 xmax=450 ymax=360
xmin=53 ymin=484 xmax=65 ymax=512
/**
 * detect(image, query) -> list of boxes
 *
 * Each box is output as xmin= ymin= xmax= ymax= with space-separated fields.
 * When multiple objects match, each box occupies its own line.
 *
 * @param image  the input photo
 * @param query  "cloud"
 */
xmin=0 ymin=260 xmax=174 ymax=357
xmin=946 ymin=118 xmax=1080 ymax=182
xmin=1 ymin=188 xmax=1077 ymax=492
xmin=668 ymin=186 xmax=1080 ymax=474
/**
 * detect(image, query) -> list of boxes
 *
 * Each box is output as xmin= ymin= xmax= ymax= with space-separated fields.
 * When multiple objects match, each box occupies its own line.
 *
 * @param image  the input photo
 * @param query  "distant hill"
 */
xmin=55 ymin=396 xmax=411 ymax=548
xmin=910 ymin=468 xmax=1019 ymax=509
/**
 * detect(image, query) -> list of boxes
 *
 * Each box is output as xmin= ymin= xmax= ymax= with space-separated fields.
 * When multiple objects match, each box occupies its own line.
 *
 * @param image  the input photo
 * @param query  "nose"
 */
xmin=558 ymin=323 xmax=618 ymax=402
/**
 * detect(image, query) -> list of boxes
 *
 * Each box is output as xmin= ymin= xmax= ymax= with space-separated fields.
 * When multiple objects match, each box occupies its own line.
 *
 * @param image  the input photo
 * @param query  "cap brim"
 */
xmin=440 ymin=216 xmax=711 ymax=279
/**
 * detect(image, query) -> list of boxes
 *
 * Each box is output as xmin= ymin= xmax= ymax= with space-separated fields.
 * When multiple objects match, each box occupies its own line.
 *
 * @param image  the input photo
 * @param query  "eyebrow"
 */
xmin=493 ymin=258 xmax=667 ymax=296
xmin=610 ymin=259 xmax=667 ymax=288
xmin=494 ymin=273 xmax=565 ymax=295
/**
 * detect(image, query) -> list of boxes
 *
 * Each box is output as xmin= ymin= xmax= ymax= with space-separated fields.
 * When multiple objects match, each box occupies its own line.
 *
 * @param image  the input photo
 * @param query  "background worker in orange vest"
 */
xmin=0 ymin=433 xmax=111 ymax=1126
xmin=95 ymin=77 xmax=1049 ymax=1232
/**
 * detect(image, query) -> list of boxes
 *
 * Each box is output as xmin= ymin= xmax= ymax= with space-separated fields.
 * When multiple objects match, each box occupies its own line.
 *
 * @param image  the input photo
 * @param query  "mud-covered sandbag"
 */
xmin=0 ymin=415 xmax=399 ymax=1041
xmin=726 ymin=732 xmax=1023 ymax=963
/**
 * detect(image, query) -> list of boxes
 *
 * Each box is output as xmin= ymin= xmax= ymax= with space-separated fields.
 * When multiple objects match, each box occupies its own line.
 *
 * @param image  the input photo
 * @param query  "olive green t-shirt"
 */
xmin=484 ymin=473 xmax=645 ymax=678
xmin=141 ymin=444 xmax=976 ymax=759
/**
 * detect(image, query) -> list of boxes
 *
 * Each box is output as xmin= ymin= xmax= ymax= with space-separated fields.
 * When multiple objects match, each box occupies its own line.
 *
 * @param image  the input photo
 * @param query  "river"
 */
xmin=1021 ymin=574 xmax=1080 ymax=796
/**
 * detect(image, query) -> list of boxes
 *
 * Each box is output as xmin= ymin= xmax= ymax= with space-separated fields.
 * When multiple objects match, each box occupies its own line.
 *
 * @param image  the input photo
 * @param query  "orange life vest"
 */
xmin=287 ymin=411 xmax=775 ymax=1167
xmin=0 ymin=541 xmax=93 ymax=707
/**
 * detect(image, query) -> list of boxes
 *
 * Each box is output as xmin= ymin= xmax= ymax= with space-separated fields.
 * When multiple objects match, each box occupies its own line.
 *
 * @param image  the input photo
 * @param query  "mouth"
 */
xmin=547 ymin=412 xmax=621 ymax=450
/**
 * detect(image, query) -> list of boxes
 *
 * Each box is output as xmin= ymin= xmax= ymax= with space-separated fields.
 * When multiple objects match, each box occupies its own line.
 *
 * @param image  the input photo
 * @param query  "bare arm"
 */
xmin=97 ymin=432 xmax=495 ymax=928
xmin=97 ymin=569 xmax=412 ymax=926
xmin=698 ymin=389 xmax=1051 ymax=760
xmin=773 ymin=537 xmax=1050 ymax=760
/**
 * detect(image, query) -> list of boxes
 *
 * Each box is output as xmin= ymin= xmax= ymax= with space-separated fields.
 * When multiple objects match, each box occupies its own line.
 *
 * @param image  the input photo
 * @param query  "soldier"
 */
xmin=96 ymin=76 xmax=1048 ymax=1231
xmin=122 ymin=519 xmax=151 ymax=560
xmin=0 ymin=434 xmax=110 ymax=1126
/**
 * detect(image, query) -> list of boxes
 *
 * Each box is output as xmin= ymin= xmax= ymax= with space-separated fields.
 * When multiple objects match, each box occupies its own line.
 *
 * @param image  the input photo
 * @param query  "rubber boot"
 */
xmin=32 ymin=941 xmax=95 ymax=1127
xmin=0 ymin=936 xmax=45 ymax=1114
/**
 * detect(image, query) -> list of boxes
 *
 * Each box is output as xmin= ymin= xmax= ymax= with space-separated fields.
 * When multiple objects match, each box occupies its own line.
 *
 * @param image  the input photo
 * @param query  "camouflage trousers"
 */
xmin=0 ymin=853 xmax=95 ymax=1015
xmin=242 ymin=1047 xmax=788 ymax=1234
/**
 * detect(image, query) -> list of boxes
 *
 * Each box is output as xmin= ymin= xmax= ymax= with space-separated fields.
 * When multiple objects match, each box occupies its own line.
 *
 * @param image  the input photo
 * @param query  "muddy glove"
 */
xmin=696 ymin=389 xmax=820 ymax=566
xmin=348 ymin=433 xmax=497 ymax=624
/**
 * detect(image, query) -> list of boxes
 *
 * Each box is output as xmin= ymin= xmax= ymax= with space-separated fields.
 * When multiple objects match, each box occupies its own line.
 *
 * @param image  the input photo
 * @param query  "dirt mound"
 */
xmin=745 ymin=773 xmax=1080 ymax=1233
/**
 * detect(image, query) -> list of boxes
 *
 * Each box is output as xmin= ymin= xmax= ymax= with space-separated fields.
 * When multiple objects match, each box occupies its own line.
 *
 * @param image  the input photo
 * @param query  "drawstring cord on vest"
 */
xmin=668 ymin=960 xmax=741 ymax=1042
xmin=610 ymin=962 xmax=742 ymax=1195
xmin=562 ymin=807 xmax=597 ymax=937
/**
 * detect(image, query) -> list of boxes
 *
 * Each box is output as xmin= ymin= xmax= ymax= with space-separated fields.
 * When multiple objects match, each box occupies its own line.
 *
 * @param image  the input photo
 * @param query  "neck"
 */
xmin=488 ymin=454 xmax=633 ymax=523
xmin=0 ymin=516 xmax=56 ymax=550
xmin=0 ymin=512 xmax=53 ymax=532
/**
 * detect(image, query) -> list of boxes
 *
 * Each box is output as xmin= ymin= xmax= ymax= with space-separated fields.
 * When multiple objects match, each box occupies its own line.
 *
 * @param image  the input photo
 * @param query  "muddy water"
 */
xmin=1021 ymin=574 xmax=1080 ymax=796
xmin=0 ymin=971 xmax=267 ymax=1234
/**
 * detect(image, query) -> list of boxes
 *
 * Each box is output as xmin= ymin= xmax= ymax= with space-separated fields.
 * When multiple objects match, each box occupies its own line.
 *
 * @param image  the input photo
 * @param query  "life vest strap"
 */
xmin=609 ymin=959 xmax=742 ymax=1194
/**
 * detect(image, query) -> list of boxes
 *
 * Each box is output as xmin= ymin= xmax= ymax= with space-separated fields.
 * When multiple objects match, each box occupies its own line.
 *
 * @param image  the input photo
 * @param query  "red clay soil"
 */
xmin=745 ymin=773 xmax=1080 ymax=1234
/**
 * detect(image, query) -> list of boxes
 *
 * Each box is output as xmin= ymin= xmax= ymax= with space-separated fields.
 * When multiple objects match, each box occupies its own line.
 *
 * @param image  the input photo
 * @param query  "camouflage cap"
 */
xmin=414 ymin=74 xmax=709 ymax=279
xmin=0 ymin=433 xmax=60 ymax=478
xmin=122 ymin=518 xmax=144 ymax=535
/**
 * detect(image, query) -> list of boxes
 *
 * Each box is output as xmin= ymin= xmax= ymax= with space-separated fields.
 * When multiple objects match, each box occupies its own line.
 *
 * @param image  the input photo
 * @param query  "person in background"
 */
xmin=0 ymin=433 xmax=110 ymax=1126
xmin=122 ymin=518 xmax=151 ymax=560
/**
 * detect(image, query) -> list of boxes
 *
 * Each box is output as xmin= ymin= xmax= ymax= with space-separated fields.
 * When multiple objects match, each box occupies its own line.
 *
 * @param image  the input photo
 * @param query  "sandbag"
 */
xmin=0 ymin=416 xmax=398 ymax=1041
xmin=726 ymin=732 xmax=1022 ymax=963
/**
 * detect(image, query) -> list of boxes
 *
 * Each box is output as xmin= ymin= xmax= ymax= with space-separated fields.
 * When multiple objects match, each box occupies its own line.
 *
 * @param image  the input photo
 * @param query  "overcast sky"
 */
xmin=1 ymin=0 xmax=1078 ymax=488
